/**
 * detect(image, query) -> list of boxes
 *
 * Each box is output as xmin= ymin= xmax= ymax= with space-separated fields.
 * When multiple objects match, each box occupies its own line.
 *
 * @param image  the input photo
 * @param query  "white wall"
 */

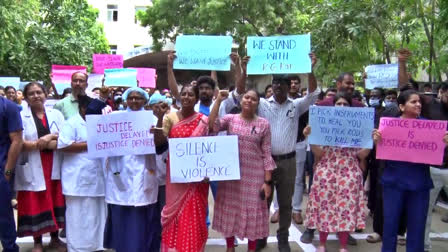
xmin=88 ymin=0 xmax=153 ymax=55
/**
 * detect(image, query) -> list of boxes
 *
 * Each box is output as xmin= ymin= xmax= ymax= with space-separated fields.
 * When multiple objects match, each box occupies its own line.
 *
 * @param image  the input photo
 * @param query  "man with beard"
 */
xmin=54 ymin=72 xmax=88 ymax=120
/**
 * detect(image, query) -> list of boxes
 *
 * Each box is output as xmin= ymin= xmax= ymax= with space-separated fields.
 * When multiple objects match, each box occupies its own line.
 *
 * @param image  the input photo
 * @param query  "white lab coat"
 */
xmin=106 ymin=154 xmax=158 ymax=206
xmin=104 ymin=110 xmax=158 ymax=206
xmin=14 ymin=107 xmax=64 ymax=191
xmin=58 ymin=113 xmax=105 ymax=197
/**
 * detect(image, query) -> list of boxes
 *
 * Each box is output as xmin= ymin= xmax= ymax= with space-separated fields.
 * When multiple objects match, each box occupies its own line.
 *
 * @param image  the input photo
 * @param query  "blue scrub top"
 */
xmin=0 ymin=97 xmax=23 ymax=171
xmin=381 ymin=117 xmax=434 ymax=191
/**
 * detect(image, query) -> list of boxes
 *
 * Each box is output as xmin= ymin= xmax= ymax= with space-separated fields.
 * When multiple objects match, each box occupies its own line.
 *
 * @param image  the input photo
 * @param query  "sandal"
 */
xmin=366 ymin=233 xmax=381 ymax=243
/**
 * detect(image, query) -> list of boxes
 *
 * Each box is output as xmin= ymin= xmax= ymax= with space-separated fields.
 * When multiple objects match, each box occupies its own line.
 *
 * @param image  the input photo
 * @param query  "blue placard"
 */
xmin=174 ymin=35 xmax=233 ymax=71
xmin=247 ymin=34 xmax=311 ymax=74
xmin=308 ymin=106 xmax=375 ymax=149
xmin=365 ymin=64 xmax=398 ymax=89
xmin=0 ymin=77 xmax=20 ymax=89
xmin=54 ymin=83 xmax=71 ymax=95
xmin=104 ymin=68 xmax=137 ymax=87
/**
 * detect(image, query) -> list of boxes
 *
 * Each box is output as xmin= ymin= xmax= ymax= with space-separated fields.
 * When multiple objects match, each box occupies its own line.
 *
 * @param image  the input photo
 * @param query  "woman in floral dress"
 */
xmin=303 ymin=92 xmax=370 ymax=252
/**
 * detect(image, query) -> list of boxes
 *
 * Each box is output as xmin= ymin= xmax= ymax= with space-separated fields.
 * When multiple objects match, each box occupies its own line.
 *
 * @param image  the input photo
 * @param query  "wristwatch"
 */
xmin=4 ymin=170 xmax=13 ymax=176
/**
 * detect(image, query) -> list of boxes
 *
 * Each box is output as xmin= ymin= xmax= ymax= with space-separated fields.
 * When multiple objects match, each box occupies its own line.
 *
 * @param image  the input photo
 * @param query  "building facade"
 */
xmin=87 ymin=0 xmax=153 ymax=58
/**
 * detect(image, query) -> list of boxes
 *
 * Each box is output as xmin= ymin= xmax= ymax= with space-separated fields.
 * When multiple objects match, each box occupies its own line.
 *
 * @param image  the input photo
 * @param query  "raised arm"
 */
xmin=208 ymin=90 xmax=229 ymax=130
xmin=308 ymin=52 xmax=318 ymax=93
xmin=167 ymin=51 xmax=180 ymax=100
xmin=294 ymin=53 xmax=319 ymax=116
xmin=236 ymin=56 xmax=250 ymax=95
xmin=230 ymin=53 xmax=245 ymax=95
xmin=398 ymin=48 xmax=411 ymax=88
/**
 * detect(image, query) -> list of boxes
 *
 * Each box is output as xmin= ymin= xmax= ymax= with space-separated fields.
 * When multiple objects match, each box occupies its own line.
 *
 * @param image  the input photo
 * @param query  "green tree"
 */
xmin=0 ymin=0 xmax=109 ymax=85
xmin=138 ymin=0 xmax=447 ymax=85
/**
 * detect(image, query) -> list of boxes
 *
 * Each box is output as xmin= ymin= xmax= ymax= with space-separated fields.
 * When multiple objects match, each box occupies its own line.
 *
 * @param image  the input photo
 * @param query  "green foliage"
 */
xmin=0 ymin=0 xmax=109 ymax=85
xmin=138 ymin=0 xmax=447 ymax=85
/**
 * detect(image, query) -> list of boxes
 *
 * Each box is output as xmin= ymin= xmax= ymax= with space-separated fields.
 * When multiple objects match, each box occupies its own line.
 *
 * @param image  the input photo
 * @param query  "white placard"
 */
xmin=365 ymin=64 xmax=399 ymax=89
xmin=86 ymin=111 xmax=155 ymax=158
xmin=168 ymin=135 xmax=240 ymax=183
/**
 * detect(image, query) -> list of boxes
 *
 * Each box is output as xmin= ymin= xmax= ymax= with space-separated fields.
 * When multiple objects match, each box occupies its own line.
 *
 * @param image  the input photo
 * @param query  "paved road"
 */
xmin=7 ymin=192 xmax=448 ymax=252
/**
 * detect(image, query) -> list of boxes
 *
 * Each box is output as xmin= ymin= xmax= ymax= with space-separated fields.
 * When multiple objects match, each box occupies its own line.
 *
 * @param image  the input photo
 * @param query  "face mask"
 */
xmin=118 ymin=104 xmax=124 ymax=110
xmin=384 ymin=101 xmax=397 ymax=107
xmin=114 ymin=95 xmax=122 ymax=101
xmin=369 ymin=98 xmax=380 ymax=107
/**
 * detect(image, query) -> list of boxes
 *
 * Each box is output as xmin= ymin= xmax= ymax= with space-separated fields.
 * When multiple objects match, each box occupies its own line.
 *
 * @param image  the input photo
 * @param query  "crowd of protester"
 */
xmin=0 ymin=48 xmax=448 ymax=252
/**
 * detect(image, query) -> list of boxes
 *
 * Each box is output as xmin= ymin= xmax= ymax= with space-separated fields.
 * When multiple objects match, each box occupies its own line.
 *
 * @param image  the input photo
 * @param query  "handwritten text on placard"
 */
xmin=86 ymin=111 xmax=155 ymax=158
xmin=174 ymin=35 xmax=233 ymax=71
xmin=247 ymin=34 xmax=311 ymax=74
xmin=169 ymin=135 xmax=240 ymax=183
xmin=92 ymin=54 xmax=124 ymax=74
xmin=308 ymin=106 xmax=375 ymax=148
xmin=376 ymin=117 xmax=447 ymax=165
xmin=365 ymin=64 xmax=398 ymax=89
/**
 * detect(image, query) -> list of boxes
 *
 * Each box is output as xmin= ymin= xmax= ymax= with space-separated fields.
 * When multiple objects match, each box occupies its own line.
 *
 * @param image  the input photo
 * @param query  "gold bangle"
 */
xmin=153 ymin=127 xmax=163 ymax=130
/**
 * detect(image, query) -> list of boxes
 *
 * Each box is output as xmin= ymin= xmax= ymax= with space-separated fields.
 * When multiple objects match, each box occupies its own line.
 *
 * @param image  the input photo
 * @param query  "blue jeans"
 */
xmin=0 ymin=175 xmax=19 ymax=252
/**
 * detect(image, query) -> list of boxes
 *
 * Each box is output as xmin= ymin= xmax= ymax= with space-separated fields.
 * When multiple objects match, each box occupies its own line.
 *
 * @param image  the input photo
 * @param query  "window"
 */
xmin=107 ymin=5 xmax=118 ymax=22
xmin=110 ymin=45 xmax=117 ymax=55
xmin=135 ymin=6 xmax=146 ymax=24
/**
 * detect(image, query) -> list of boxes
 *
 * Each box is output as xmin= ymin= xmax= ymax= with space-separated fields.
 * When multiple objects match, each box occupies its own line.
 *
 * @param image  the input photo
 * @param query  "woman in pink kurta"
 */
xmin=209 ymin=89 xmax=276 ymax=252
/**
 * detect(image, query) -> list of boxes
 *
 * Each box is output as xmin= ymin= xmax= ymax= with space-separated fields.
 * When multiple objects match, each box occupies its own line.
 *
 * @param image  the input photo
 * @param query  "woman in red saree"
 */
xmin=153 ymin=84 xmax=210 ymax=252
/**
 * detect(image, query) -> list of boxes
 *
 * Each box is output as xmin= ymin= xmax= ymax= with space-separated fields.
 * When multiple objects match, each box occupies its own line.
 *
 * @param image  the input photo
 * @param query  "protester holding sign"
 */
xmin=208 ymin=89 xmax=276 ymax=252
xmin=373 ymin=89 xmax=448 ymax=252
xmin=152 ymin=84 xmax=210 ymax=252
xmin=103 ymin=87 xmax=160 ymax=252
xmin=57 ymin=95 xmax=106 ymax=252
xmin=303 ymin=92 xmax=370 ymax=252
xmin=15 ymin=82 xmax=66 ymax=252
xmin=250 ymin=53 xmax=319 ymax=251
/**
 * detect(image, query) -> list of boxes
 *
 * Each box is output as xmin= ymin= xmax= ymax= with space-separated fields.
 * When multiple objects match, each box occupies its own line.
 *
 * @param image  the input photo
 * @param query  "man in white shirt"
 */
xmin=256 ymin=54 xmax=319 ymax=252
xmin=58 ymin=95 xmax=106 ymax=252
